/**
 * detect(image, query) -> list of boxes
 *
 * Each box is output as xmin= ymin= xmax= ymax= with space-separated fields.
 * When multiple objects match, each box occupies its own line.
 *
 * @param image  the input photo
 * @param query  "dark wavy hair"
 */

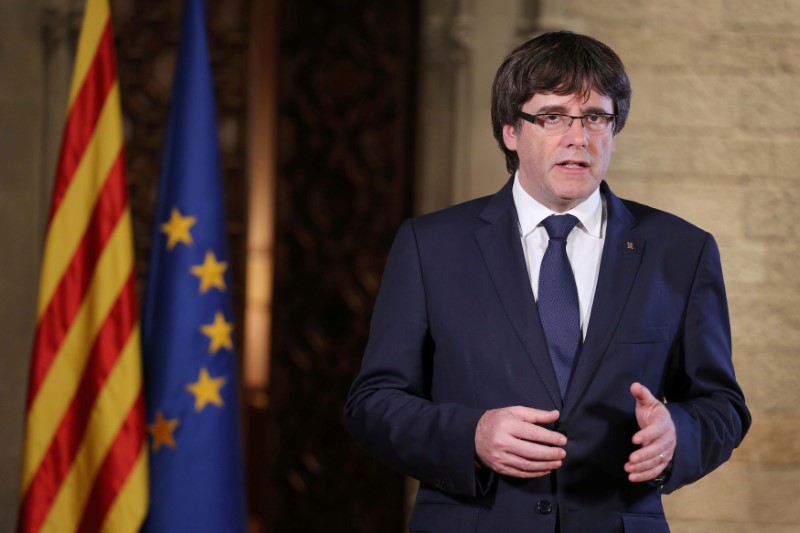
xmin=491 ymin=31 xmax=632 ymax=173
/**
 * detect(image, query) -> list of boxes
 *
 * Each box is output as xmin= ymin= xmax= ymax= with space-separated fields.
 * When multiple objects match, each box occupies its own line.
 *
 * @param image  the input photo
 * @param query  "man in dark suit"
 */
xmin=345 ymin=31 xmax=750 ymax=532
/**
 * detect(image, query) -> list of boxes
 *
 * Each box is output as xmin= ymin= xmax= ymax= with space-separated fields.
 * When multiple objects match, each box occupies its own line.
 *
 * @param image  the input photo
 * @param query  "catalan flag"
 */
xmin=141 ymin=0 xmax=247 ymax=530
xmin=17 ymin=0 xmax=149 ymax=531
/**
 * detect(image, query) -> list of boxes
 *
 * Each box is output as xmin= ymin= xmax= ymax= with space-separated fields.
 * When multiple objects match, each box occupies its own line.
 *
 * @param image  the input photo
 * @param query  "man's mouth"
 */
xmin=557 ymin=159 xmax=589 ymax=168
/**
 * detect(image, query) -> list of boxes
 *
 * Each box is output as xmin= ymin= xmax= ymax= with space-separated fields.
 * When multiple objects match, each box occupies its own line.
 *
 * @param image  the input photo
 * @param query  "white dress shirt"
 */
xmin=512 ymin=173 xmax=607 ymax=339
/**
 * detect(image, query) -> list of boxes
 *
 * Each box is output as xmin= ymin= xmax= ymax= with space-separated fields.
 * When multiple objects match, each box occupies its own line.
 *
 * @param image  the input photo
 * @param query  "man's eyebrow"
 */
xmin=581 ymin=106 xmax=614 ymax=115
xmin=534 ymin=105 xmax=569 ymax=114
xmin=533 ymin=105 xmax=614 ymax=115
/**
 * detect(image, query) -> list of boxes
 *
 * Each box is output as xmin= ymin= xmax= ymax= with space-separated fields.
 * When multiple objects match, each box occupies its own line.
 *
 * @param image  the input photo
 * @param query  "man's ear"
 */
xmin=502 ymin=123 xmax=518 ymax=151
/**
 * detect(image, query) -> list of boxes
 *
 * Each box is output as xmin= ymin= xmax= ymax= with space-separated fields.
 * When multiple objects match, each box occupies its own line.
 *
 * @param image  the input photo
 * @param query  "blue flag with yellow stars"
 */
xmin=142 ymin=0 xmax=247 ymax=530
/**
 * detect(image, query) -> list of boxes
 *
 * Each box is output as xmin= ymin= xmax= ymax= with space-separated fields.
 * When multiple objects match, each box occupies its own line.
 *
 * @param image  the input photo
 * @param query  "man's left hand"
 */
xmin=624 ymin=382 xmax=676 ymax=483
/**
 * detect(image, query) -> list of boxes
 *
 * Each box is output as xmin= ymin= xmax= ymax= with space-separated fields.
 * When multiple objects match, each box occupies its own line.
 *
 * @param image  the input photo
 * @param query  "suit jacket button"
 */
xmin=536 ymin=500 xmax=553 ymax=514
xmin=434 ymin=479 xmax=445 ymax=489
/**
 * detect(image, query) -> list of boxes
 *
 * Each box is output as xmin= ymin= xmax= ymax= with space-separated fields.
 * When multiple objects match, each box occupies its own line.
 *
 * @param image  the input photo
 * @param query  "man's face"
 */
xmin=502 ymin=90 xmax=617 ymax=212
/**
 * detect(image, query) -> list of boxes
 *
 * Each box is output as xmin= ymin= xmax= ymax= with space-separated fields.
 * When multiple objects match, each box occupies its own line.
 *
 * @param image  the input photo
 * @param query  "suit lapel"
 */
xmin=561 ymin=182 xmax=644 ymax=419
xmin=474 ymin=179 xmax=562 ymax=408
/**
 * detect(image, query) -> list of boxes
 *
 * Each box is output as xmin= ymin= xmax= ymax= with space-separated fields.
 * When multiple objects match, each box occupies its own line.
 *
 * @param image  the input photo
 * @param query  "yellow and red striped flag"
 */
xmin=18 ymin=0 xmax=148 ymax=531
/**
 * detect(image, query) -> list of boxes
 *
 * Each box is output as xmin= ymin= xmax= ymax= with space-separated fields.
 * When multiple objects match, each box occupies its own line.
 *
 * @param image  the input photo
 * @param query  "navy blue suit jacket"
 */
xmin=345 ymin=179 xmax=750 ymax=533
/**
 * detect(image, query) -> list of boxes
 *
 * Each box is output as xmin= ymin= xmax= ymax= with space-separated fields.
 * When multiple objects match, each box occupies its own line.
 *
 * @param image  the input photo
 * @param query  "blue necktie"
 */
xmin=538 ymin=214 xmax=581 ymax=398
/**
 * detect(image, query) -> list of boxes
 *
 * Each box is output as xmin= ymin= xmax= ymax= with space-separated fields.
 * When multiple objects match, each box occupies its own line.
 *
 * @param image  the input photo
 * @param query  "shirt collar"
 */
xmin=512 ymin=172 xmax=603 ymax=238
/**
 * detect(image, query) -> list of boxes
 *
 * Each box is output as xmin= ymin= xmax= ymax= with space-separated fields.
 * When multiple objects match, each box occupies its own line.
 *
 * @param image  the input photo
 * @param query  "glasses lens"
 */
xmin=583 ymin=115 xmax=613 ymax=134
xmin=535 ymin=114 xmax=571 ymax=133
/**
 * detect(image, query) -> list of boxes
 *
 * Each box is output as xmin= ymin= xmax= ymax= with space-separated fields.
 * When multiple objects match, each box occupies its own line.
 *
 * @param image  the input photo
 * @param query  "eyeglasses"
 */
xmin=517 ymin=111 xmax=616 ymax=135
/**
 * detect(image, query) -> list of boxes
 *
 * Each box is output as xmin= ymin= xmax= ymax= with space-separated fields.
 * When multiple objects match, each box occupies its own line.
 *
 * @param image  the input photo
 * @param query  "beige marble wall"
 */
xmin=581 ymin=2 xmax=800 ymax=531
xmin=417 ymin=0 xmax=800 ymax=531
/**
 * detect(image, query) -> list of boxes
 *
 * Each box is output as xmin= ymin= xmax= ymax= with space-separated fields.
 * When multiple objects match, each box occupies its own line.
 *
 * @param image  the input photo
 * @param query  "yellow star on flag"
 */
xmin=186 ymin=367 xmax=226 ymax=412
xmin=148 ymin=411 xmax=180 ymax=452
xmin=200 ymin=311 xmax=234 ymax=354
xmin=190 ymin=250 xmax=228 ymax=293
xmin=161 ymin=207 xmax=197 ymax=250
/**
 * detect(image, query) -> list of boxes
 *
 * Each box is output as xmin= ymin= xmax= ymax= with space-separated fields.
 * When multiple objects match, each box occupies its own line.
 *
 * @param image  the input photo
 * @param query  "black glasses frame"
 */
xmin=517 ymin=111 xmax=617 ymax=134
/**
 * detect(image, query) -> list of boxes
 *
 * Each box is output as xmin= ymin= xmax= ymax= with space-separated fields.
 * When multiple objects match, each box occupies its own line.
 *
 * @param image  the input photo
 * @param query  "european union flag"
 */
xmin=141 ymin=0 xmax=247 ymax=530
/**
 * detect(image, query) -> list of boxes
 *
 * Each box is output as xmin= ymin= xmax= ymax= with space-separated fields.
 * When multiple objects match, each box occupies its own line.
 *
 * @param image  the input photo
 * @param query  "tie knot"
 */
xmin=541 ymin=214 xmax=579 ymax=240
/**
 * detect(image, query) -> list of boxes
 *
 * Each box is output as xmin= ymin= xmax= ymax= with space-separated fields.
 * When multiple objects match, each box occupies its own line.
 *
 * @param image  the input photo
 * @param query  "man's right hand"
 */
xmin=475 ymin=406 xmax=567 ymax=478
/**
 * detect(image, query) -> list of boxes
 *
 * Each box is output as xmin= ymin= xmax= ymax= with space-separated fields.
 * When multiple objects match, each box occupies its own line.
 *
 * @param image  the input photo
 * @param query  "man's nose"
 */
xmin=563 ymin=117 xmax=589 ymax=145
